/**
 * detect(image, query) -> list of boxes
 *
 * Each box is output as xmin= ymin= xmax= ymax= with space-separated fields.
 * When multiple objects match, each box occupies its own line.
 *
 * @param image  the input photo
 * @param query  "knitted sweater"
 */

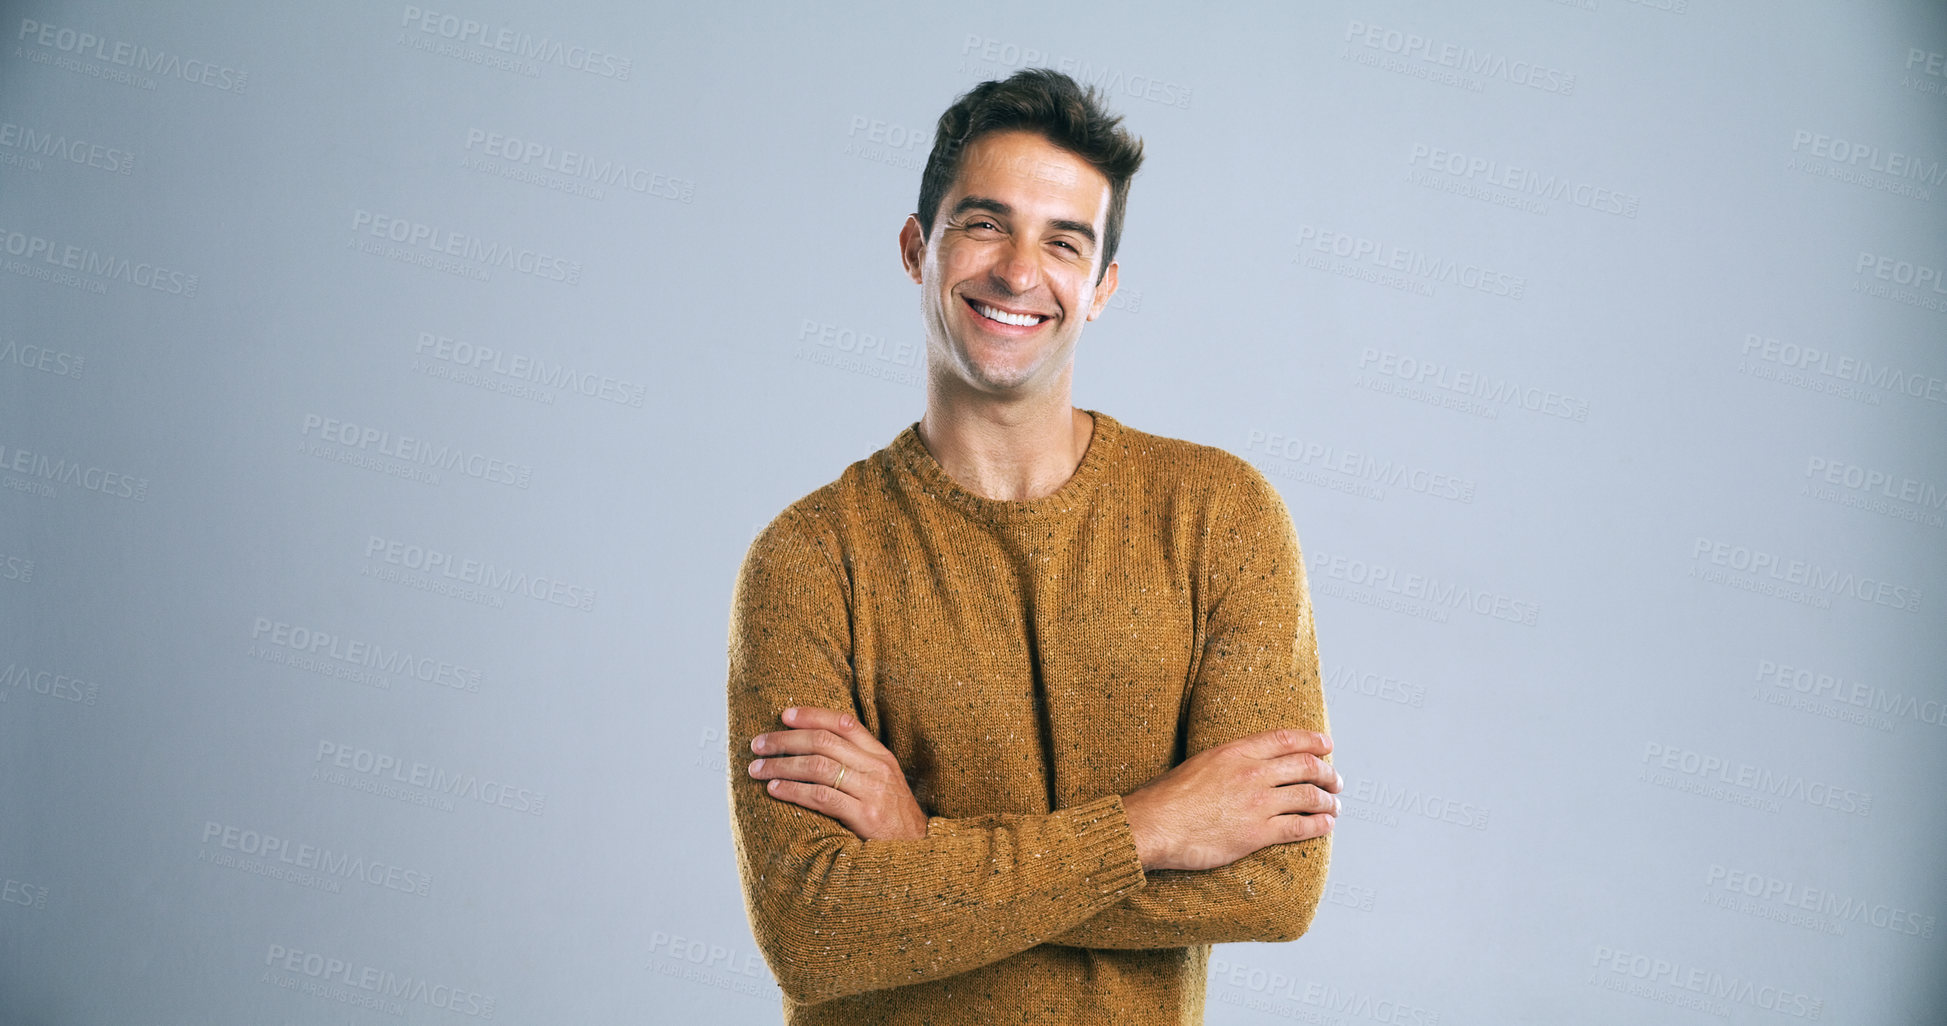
xmin=725 ymin=408 xmax=1331 ymax=1025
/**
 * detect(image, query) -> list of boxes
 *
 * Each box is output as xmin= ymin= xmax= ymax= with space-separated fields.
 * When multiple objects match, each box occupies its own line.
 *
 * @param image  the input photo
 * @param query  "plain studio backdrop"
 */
xmin=3 ymin=1 xmax=1945 ymax=1023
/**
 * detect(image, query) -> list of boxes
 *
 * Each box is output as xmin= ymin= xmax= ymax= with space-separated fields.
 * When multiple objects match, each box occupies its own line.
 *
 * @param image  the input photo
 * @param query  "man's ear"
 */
xmin=1086 ymin=260 xmax=1120 ymax=321
xmin=899 ymin=215 xmax=926 ymax=284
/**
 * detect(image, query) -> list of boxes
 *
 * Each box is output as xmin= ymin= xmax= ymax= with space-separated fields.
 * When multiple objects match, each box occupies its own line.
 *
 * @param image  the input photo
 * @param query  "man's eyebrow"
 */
xmin=950 ymin=195 xmax=1012 ymax=219
xmin=950 ymin=195 xmax=1098 ymax=247
xmin=1047 ymin=218 xmax=1097 ymax=246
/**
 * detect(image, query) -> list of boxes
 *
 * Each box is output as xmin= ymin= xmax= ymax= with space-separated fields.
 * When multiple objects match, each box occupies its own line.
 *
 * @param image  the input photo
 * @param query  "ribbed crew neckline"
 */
xmin=887 ymin=408 xmax=1122 ymax=523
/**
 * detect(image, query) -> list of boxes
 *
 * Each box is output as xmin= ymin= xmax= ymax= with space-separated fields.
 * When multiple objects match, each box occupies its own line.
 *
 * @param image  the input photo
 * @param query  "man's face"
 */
xmin=900 ymin=129 xmax=1120 ymax=398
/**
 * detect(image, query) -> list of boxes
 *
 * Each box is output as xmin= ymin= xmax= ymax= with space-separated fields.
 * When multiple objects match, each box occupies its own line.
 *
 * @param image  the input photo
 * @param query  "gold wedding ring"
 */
xmin=831 ymin=764 xmax=847 ymax=790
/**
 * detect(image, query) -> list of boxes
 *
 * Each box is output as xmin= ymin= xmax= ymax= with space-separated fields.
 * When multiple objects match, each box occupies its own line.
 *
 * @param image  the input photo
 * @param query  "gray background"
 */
xmin=3 ymin=1 xmax=1945 ymax=1023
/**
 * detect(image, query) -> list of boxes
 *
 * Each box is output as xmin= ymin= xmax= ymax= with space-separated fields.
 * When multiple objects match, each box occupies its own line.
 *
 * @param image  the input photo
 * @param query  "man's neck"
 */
xmin=914 ymin=395 xmax=1096 ymax=502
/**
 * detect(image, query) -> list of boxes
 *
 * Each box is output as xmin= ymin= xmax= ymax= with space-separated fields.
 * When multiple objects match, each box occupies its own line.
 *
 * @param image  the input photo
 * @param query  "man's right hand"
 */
xmin=1120 ymin=728 xmax=1340 ymax=872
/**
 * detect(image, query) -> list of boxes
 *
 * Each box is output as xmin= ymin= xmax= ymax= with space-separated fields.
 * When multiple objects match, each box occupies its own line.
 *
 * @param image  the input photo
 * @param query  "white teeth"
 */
xmin=975 ymin=302 xmax=1043 ymax=327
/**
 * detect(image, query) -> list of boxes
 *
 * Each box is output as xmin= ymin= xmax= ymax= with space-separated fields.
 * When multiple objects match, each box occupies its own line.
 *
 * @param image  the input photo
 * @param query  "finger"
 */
xmin=749 ymin=754 xmax=853 ymax=794
xmin=1261 ymin=752 xmax=1342 ymax=792
xmin=1266 ymin=783 xmax=1340 ymax=817
xmin=1235 ymin=727 xmax=1332 ymax=760
xmin=763 ymin=777 xmax=862 ymax=821
xmin=784 ymin=706 xmax=890 ymax=756
xmin=751 ymin=726 xmax=855 ymax=761
xmin=1270 ymin=811 xmax=1335 ymax=844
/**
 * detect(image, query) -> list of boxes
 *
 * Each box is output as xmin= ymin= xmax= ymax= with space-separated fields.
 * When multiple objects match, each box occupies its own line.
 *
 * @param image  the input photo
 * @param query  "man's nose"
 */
xmin=991 ymin=235 xmax=1042 ymax=293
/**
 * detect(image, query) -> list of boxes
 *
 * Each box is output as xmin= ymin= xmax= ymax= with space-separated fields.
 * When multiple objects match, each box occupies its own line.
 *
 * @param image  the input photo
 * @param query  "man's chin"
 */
xmin=936 ymin=331 xmax=1068 ymax=394
xmin=955 ymin=354 xmax=1041 ymax=393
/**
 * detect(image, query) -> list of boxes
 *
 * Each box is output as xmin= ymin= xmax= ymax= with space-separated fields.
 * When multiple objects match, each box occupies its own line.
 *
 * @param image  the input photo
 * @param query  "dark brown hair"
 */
xmin=917 ymin=68 xmax=1145 ymax=282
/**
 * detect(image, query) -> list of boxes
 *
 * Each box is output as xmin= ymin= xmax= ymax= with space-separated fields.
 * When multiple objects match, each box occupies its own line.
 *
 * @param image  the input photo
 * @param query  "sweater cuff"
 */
xmin=924 ymin=815 xmax=961 ymax=838
xmin=1061 ymin=793 xmax=1148 ymax=900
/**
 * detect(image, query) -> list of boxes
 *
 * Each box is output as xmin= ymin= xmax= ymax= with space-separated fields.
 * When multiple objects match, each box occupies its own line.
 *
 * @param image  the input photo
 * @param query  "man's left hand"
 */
xmin=749 ymin=706 xmax=930 ymax=841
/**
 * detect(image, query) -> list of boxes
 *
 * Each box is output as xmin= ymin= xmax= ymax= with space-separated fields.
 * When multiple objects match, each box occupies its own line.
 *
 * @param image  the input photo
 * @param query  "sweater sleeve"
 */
xmin=1043 ymin=462 xmax=1333 ymax=950
xmin=725 ymin=508 xmax=1150 ymax=1006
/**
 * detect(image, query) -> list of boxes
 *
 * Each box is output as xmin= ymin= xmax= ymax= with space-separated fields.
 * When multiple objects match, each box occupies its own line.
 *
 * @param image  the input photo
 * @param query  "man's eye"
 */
xmin=1052 ymin=240 xmax=1077 ymax=252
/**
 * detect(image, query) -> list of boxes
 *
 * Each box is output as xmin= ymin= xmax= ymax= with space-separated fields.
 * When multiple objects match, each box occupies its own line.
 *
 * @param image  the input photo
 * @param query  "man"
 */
xmin=726 ymin=68 xmax=1340 ymax=1024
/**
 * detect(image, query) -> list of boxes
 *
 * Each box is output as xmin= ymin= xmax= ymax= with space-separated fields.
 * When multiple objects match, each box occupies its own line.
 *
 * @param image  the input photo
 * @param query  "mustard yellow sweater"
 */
xmin=725 ymin=409 xmax=1331 ymax=1024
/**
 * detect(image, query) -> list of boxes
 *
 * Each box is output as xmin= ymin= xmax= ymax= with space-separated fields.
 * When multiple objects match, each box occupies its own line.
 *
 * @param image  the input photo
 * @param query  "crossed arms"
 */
xmin=725 ymin=467 xmax=1334 ymax=1006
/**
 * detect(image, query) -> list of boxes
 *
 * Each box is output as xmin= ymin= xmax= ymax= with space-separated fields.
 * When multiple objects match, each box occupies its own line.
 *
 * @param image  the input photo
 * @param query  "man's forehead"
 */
xmin=947 ymin=131 xmax=1109 ymax=221
xmin=962 ymin=133 xmax=1083 ymax=187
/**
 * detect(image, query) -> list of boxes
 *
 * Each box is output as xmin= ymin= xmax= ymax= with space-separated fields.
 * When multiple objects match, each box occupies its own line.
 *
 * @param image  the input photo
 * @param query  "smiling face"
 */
xmin=900 ymin=129 xmax=1120 ymax=399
